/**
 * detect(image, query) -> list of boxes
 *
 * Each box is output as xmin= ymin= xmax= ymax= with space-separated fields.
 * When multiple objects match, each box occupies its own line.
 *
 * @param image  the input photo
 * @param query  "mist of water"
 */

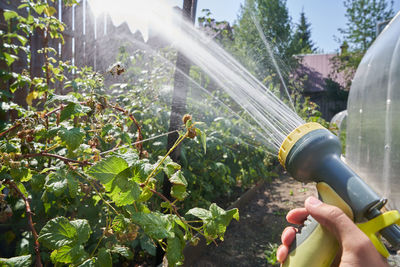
xmin=87 ymin=0 xmax=305 ymax=154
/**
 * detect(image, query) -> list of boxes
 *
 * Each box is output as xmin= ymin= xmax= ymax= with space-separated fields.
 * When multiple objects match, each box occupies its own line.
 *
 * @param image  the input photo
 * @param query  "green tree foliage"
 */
xmin=332 ymin=0 xmax=394 ymax=89
xmin=290 ymin=10 xmax=316 ymax=54
xmin=340 ymin=0 xmax=394 ymax=52
xmin=232 ymin=0 xmax=294 ymax=81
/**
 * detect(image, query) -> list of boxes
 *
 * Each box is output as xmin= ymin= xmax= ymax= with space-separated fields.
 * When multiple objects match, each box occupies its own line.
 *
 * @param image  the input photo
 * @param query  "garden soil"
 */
xmin=183 ymin=175 xmax=317 ymax=267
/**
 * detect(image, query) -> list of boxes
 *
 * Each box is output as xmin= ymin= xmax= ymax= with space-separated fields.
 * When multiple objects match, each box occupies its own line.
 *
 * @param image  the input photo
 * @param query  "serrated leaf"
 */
xmin=59 ymin=127 xmax=85 ymax=151
xmin=0 ymin=255 xmax=31 ymax=267
xmin=171 ymin=184 xmax=188 ymax=201
xmin=70 ymin=219 xmax=91 ymax=244
xmin=97 ymin=248 xmax=111 ymax=267
xmin=3 ymin=10 xmax=18 ymax=21
xmin=166 ymin=233 xmax=185 ymax=266
xmin=45 ymin=169 xmax=78 ymax=198
xmin=15 ymin=182 xmax=28 ymax=198
xmin=106 ymin=167 xmax=141 ymax=206
xmin=10 ymin=168 xmax=31 ymax=182
xmin=46 ymin=94 xmax=78 ymax=106
xmin=38 ymin=217 xmax=91 ymax=250
xmin=44 ymin=6 xmax=57 ymax=17
xmin=186 ymin=208 xmax=211 ymax=221
xmin=87 ymin=156 xmax=128 ymax=185
xmin=50 ymin=244 xmax=88 ymax=264
xmin=163 ymin=161 xmax=181 ymax=178
xmin=110 ymin=246 xmax=133 ymax=259
xmin=38 ymin=217 xmax=77 ymax=249
xmin=203 ymin=204 xmax=239 ymax=241
xmin=60 ymin=102 xmax=89 ymax=122
xmin=131 ymin=212 xmax=172 ymax=240
xmin=140 ymin=235 xmax=156 ymax=256
xmin=112 ymin=214 xmax=130 ymax=232
xmin=169 ymin=170 xmax=187 ymax=187
xmin=196 ymin=128 xmax=207 ymax=154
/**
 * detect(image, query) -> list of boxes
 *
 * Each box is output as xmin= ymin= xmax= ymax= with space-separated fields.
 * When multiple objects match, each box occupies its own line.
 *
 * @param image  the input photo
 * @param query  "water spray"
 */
xmin=279 ymin=122 xmax=400 ymax=266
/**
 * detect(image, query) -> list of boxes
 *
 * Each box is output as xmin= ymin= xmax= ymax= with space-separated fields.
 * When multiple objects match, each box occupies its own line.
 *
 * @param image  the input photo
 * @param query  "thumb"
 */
xmin=304 ymin=196 xmax=361 ymax=246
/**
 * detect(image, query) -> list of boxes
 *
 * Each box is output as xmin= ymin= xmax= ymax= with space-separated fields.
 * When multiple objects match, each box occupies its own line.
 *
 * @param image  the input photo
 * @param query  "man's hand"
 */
xmin=277 ymin=196 xmax=388 ymax=267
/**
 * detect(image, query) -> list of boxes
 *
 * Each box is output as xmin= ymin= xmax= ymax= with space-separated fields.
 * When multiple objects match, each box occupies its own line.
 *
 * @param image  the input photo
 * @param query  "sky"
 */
xmin=170 ymin=0 xmax=400 ymax=53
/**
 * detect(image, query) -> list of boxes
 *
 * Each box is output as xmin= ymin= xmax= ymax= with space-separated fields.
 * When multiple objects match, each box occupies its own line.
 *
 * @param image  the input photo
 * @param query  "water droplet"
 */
xmin=359 ymin=109 xmax=363 ymax=114
xmin=387 ymin=99 xmax=391 ymax=105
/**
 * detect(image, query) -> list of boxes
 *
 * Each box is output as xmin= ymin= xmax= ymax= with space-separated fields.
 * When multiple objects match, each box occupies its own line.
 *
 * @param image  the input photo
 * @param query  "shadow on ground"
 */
xmin=184 ymin=176 xmax=317 ymax=267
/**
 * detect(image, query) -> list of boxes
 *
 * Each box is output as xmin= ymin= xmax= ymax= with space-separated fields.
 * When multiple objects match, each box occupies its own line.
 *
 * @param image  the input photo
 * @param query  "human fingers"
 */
xmin=281 ymin=226 xmax=296 ymax=246
xmin=277 ymin=244 xmax=289 ymax=263
xmin=304 ymin=196 xmax=362 ymax=245
xmin=286 ymin=207 xmax=308 ymax=224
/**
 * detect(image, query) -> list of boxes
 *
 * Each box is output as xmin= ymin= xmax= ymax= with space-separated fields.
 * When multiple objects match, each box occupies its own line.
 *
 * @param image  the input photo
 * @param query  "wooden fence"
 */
xmin=0 ymin=0 xmax=146 ymax=109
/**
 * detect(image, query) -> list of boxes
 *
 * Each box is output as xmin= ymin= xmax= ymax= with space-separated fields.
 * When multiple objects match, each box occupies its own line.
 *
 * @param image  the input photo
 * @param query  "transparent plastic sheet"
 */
xmin=346 ymin=12 xmax=400 ymax=210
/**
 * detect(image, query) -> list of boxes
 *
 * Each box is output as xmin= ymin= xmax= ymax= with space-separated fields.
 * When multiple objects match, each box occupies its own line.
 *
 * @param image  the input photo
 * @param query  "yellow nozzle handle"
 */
xmin=282 ymin=183 xmax=399 ymax=267
xmin=282 ymin=182 xmax=353 ymax=267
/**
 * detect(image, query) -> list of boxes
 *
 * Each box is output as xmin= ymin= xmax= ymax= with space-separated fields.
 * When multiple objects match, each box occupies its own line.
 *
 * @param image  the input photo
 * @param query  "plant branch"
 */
xmin=110 ymin=104 xmax=144 ymax=157
xmin=0 ymin=123 xmax=20 ymax=138
xmin=143 ymin=133 xmax=188 ymax=186
xmin=4 ymin=180 xmax=43 ymax=267
xmin=18 ymin=152 xmax=92 ymax=166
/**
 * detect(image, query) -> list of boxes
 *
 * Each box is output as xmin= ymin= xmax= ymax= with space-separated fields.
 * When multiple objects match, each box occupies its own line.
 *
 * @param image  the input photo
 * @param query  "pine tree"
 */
xmin=291 ymin=10 xmax=316 ymax=54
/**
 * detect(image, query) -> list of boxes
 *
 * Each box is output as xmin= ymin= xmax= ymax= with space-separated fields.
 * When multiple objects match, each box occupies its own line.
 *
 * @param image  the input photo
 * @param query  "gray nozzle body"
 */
xmin=285 ymin=128 xmax=400 ymax=248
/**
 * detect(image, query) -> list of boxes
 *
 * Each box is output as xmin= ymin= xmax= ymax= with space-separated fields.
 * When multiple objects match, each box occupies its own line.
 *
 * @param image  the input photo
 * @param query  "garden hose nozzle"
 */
xmin=279 ymin=122 xmax=400 ymax=267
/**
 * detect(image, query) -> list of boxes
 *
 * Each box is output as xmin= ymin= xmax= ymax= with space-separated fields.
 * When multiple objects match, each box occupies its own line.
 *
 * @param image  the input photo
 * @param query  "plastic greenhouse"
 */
xmin=346 ymin=12 xmax=400 ymax=210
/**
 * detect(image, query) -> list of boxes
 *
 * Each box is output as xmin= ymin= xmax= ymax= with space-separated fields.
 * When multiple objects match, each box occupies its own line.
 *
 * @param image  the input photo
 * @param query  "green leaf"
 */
xmin=46 ymin=94 xmax=78 ymax=106
xmin=131 ymin=212 xmax=172 ymax=240
xmin=44 ymin=169 xmax=78 ymax=198
xmin=107 ymin=168 xmax=141 ymax=206
xmin=59 ymin=127 xmax=85 ymax=151
xmin=186 ymin=208 xmax=211 ymax=221
xmin=195 ymin=128 xmax=207 ymax=154
xmin=140 ymin=235 xmax=156 ymax=256
xmin=87 ymin=156 xmax=128 ymax=185
xmin=15 ymin=182 xmax=28 ymax=198
xmin=60 ymin=102 xmax=89 ymax=122
xmin=10 ymin=168 xmax=31 ymax=182
xmin=38 ymin=217 xmax=77 ymax=249
xmin=110 ymin=246 xmax=133 ymax=259
xmin=166 ymin=230 xmax=185 ymax=266
xmin=169 ymin=170 xmax=188 ymax=187
xmin=171 ymin=184 xmax=188 ymax=201
xmin=3 ymin=52 xmax=18 ymax=66
xmin=3 ymin=10 xmax=18 ymax=21
xmin=163 ymin=161 xmax=181 ymax=178
xmin=0 ymin=255 xmax=31 ymax=267
xmin=97 ymin=248 xmax=112 ymax=267
xmin=70 ymin=219 xmax=91 ymax=244
xmin=38 ymin=217 xmax=91 ymax=250
xmin=50 ymin=244 xmax=88 ymax=264
xmin=112 ymin=214 xmax=130 ymax=232
xmin=204 ymin=204 xmax=239 ymax=241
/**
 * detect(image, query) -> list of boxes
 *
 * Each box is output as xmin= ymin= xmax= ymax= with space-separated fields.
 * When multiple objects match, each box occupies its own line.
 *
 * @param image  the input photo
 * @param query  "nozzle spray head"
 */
xmin=279 ymin=122 xmax=400 ymax=251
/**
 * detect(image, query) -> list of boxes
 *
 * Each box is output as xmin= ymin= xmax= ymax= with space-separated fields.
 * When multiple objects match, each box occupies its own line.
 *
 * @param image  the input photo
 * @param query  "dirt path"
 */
xmin=185 ymin=176 xmax=317 ymax=267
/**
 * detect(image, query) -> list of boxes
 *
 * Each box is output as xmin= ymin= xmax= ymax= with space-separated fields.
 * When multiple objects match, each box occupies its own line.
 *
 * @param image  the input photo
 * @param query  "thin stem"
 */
xmin=143 ymin=133 xmax=188 ymax=186
xmin=77 ymin=172 xmax=119 ymax=215
xmin=18 ymin=152 xmax=92 ymax=166
xmin=4 ymin=180 xmax=43 ymax=267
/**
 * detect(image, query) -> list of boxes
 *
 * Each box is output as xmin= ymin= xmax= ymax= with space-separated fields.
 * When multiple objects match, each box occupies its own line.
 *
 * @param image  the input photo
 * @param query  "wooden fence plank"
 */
xmin=74 ymin=2 xmax=85 ymax=67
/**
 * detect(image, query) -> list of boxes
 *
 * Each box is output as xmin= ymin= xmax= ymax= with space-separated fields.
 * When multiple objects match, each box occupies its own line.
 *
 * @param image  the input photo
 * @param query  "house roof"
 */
xmin=296 ymin=54 xmax=346 ymax=93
